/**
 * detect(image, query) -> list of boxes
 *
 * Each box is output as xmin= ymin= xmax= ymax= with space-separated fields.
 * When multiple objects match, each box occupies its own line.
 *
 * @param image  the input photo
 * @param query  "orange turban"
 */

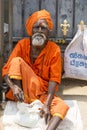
xmin=25 ymin=9 xmax=53 ymax=36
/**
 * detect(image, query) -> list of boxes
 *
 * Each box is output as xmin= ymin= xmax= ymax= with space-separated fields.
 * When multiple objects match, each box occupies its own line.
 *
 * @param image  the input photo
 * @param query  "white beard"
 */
xmin=32 ymin=33 xmax=46 ymax=46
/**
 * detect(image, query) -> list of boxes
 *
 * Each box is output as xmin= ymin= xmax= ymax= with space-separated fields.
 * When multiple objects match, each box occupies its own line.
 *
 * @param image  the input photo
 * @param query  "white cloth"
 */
xmin=2 ymin=100 xmax=83 ymax=130
xmin=15 ymin=100 xmax=43 ymax=128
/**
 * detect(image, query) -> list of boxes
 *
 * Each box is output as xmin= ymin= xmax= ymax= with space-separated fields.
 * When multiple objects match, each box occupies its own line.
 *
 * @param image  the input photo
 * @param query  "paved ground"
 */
xmin=58 ymin=78 xmax=87 ymax=130
xmin=0 ymin=78 xmax=87 ymax=130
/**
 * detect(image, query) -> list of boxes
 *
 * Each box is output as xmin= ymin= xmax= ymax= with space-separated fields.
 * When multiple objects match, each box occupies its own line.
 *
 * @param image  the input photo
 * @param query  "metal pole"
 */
xmin=0 ymin=0 xmax=4 ymax=85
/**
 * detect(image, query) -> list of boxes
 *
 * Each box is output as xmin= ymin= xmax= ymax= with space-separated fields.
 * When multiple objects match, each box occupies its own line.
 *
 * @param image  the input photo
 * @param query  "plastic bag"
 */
xmin=63 ymin=25 xmax=87 ymax=80
xmin=14 ymin=100 xmax=43 ymax=128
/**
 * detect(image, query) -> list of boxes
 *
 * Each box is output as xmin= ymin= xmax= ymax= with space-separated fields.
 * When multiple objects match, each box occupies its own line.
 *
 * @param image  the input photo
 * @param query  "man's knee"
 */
xmin=11 ymin=57 xmax=23 ymax=63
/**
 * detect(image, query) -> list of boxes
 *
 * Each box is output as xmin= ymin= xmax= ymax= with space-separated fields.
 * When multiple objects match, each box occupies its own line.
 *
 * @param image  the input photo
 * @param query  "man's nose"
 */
xmin=38 ymin=27 xmax=42 ymax=31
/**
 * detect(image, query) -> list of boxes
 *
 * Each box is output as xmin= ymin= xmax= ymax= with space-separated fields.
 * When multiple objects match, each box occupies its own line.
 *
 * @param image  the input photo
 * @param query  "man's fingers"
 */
xmin=45 ymin=114 xmax=48 ymax=124
xmin=21 ymin=92 xmax=24 ymax=101
xmin=45 ymin=113 xmax=51 ymax=124
xmin=14 ymin=92 xmax=24 ymax=102
xmin=18 ymin=92 xmax=24 ymax=102
xmin=19 ymin=92 xmax=24 ymax=102
xmin=14 ymin=93 xmax=20 ymax=101
xmin=40 ymin=110 xmax=45 ymax=117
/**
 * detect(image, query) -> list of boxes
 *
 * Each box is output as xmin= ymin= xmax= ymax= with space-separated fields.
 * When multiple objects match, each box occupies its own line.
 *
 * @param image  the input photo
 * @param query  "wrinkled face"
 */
xmin=32 ymin=19 xmax=50 ymax=47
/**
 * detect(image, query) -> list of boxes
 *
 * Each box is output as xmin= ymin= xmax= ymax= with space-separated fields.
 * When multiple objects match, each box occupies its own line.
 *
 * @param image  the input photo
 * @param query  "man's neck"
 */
xmin=30 ymin=42 xmax=47 ymax=63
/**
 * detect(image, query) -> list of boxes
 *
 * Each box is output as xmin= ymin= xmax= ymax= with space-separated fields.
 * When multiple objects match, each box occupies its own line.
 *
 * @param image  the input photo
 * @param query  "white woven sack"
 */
xmin=14 ymin=100 xmax=43 ymax=128
xmin=63 ymin=26 xmax=87 ymax=80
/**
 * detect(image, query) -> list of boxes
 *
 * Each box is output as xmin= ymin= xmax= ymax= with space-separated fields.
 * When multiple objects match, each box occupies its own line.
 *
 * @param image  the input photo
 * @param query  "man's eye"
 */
xmin=33 ymin=26 xmax=39 ymax=29
xmin=33 ymin=26 xmax=48 ymax=31
xmin=41 ymin=27 xmax=46 ymax=30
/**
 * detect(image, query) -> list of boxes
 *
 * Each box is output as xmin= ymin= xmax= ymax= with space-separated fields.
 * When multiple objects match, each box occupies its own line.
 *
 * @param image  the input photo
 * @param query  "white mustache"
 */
xmin=32 ymin=33 xmax=46 ymax=41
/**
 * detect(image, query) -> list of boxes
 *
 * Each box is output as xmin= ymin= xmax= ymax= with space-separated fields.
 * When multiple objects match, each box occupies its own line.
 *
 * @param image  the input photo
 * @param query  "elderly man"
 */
xmin=2 ymin=10 xmax=69 ymax=130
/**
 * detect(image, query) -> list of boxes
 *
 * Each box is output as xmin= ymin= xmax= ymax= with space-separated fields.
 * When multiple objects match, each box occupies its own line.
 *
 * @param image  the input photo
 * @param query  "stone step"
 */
xmin=58 ymin=78 xmax=87 ymax=96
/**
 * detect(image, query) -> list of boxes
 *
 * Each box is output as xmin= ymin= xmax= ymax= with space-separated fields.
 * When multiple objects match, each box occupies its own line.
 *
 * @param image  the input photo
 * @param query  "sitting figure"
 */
xmin=2 ymin=9 xmax=69 ymax=130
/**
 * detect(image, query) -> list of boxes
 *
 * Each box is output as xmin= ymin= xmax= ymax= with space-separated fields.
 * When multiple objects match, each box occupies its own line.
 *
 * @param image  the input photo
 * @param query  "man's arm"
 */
xmin=4 ymin=75 xmax=24 ymax=102
xmin=40 ymin=80 xmax=58 ymax=124
xmin=45 ymin=81 xmax=57 ymax=106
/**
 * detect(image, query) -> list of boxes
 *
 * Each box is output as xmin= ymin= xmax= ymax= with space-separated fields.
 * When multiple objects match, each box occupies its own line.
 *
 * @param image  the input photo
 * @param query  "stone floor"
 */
xmin=58 ymin=78 xmax=87 ymax=130
xmin=0 ymin=78 xmax=87 ymax=130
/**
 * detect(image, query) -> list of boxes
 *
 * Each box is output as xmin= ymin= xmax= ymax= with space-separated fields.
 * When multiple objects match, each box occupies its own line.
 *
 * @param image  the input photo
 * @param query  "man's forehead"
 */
xmin=34 ymin=19 xmax=48 ymax=26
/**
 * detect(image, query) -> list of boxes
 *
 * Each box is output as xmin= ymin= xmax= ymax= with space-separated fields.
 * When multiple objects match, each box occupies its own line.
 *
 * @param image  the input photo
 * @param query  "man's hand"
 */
xmin=40 ymin=104 xmax=51 ymax=124
xmin=4 ymin=75 xmax=24 ymax=102
xmin=39 ymin=81 xmax=58 ymax=124
xmin=12 ymin=85 xmax=24 ymax=102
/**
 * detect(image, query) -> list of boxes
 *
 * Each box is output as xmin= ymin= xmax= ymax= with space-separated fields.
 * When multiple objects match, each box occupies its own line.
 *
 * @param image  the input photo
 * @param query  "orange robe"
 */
xmin=2 ymin=38 xmax=69 ymax=119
